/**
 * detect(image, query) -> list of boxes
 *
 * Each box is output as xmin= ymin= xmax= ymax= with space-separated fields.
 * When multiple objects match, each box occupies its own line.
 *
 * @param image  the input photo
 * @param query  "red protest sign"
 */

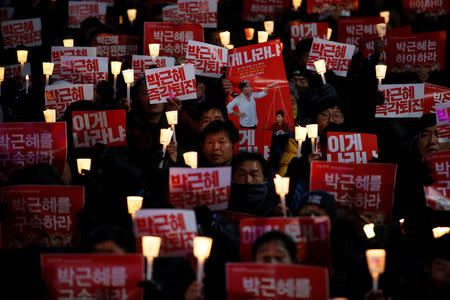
xmin=94 ymin=33 xmax=139 ymax=60
xmin=0 ymin=185 xmax=84 ymax=248
xmin=134 ymin=209 xmax=197 ymax=257
xmin=226 ymin=39 xmax=294 ymax=131
xmin=41 ymin=254 xmax=144 ymax=300
xmin=162 ymin=5 xmax=179 ymax=22
xmin=327 ymin=132 xmax=378 ymax=163
xmin=226 ymin=263 xmax=329 ymax=300
xmin=386 ymin=31 xmax=447 ymax=72
xmin=310 ymin=161 xmax=397 ymax=224
xmin=169 ymin=167 xmax=231 ymax=211
xmin=290 ymin=22 xmax=328 ymax=50
xmin=235 ymin=129 xmax=272 ymax=160
xmin=424 ymin=83 xmax=450 ymax=114
xmin=51 ymin=46 xmax=97 ymax=80
xmin=337 ymin=16 xmax=384 ymax=46
xmin=61 ymin=56 xmax=109 ymax=84
xmin=144 ymin=64 xmax=197 ymax=104
xmin=45 ymin=84 xmax=94 ymax=120
xmin=1 ymin=17 xmax=42 ymax=49
xmin=178 ymin=0 xmax=217 ymax=28
xmin=68 ymin=1 xmax=107 ymax=29
xmin=2 ymin=63 xmax=31 ymax=79
xmin=144 ymin=22 xmax=204 ymax=58
xmin=402 ymin=0 xmax=449 ymax=16
xmin=376 ymin=84 xmax=425 ymax=118
xmin=132 ymin=55 xmax=176 ymax=81
xmin=424 ymin=150 xmax=450 ymax=210
xmin=436 ymin=102 xmax=450 ymax=143
xmin=239 ymin=217 xmax=331 ymax=267
xmin=71 ymin=110 xmax=126 ymax=148
xmin=185 ymin=41 xmax=227 ymax=78
xmin=307 ymin=0 xmax=359 ymax=15
xmin=242 ymin=0 xmax=290 ymax=22
xmin=306 ymin=38 xmax=355 ymax=77
xmin=0 ymin=122 xmax=67 ymax=175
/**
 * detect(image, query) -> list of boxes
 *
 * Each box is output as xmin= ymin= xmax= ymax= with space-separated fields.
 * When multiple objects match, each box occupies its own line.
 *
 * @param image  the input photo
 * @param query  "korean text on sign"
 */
xmin=327 ymin=132 xmax=378 ymax=163
xmin=236 ymin=129 xmax=272 ymax=160
xmin=290 ymin=22 xmax=328 ymax=50
xmin=61 ymin=56 xmax=108 ymax=84
xmin=226 ymin=263 xmax=329 ymax=300
xmin=162 ymin=5 xmax=179 ymax=22
xmin=402 ymin=0 xmax=449 ymax=16
xmin=185 ymin=40 xmax=227 ymax=78
xmin=178 ymin=0 xmax=217 ymax=28
xmin=424 ymin=150 xmax=450 ymax=210
xmin=71 ymin=110 xmax=126 ymax=148
xmin=2 ymin=63 xmax=31 ymax=79
xmin=337 ymin=16 xmax=384 ymax=46
xmin=68 ymin=1 xmax=107 ymax=28
xmin=436 ymin=102 xmax=450 ymax=143
xmin=45 ymin=84 xmax=94 ymax=120
xmin=144 ymin=64 xmax=197 ymax=104
xmin=169 ymin=167 xmax=231 ymax=211
xmin=1 ymin=185 xmax=84 ymax=248
xmin=1 ymin=17 xmax=42 ymax=49
xmin=310 ymin=161 xmax=398 ymax=224
xmin=132 ymin=55 xmax=175 ymax=81
xmin=307 ymin=0 xmax=359 ymax=15
xmin=423 ymin=83 xmax=450 ymax=114
xmin=242 ymin=0 xmax=290 ymax=22
xmin=41 ymin=254 xmax=144 ymax=300
xmin=134 ymin=209 xmax=197 ymax=257
xmin=306 ymin=38 xmax=356 ymax=77
xmin=376 ymin=84 xmax=425 ymax=118
xmin=94 ymin=33 xmax=139 ymax=59
xmin=51 ymin=46 xmax=97 ymax=80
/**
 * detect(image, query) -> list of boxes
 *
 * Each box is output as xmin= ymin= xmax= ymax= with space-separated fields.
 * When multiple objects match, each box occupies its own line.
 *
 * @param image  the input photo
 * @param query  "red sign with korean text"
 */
xmin=162 ymin=5 xmax=179 ymax=22
xmin=226 ymin=39 xmax=294 ymax=132
xmin=290 ymin=22 xmax=328 ymax=50
xmin=41 ymin=254 xmax=144 ymax=300
xmin=94 ymin=34 xmax=139 ymax=60
xmin=242 ymin=0 xmax=290 ymax=22
xmin=178 ymin=0 xmax=217 ymax=28
xmin=61 ymin=56 xmax=108 ymax=85
xmin=424 ymin=83 xmax=450 ymax=114
xmin=0 ymin=7 xmax=14 ymax=21
xmin=185 ymin=40 xmax=227 ymax=78
xmin=45 ymin=84 xmax=94 ymax=120
xmin=0 ymin=122 xmax=67 ymax=175
xmin=144 ymin=64 xmax=197 ymax=104
xmin=71 ymin=110 xmax=126 ymax=148
xmin=51 ymin=46 xmax=97 ymax=80
xmin=240 ymin=217 xmax=330 ymax=267
xmin=144 ymin=22 xmax=204 ymax=58
xmin=2 ymin=63 xmax=31 ymax=79
xmin=306 ymin=38 xmax=355 ymax=77
xmin=226 ymin=263 xmax=328 ymax=300
xmin=169 ymin=167 xmax=231 ymax=211
xmin=1 ymin=17 xmax=42 ymax=49
xmin=307 ymin=0 xmax=359 ymax=15
xmin=134 ymin=209 xmax=197 ymax=257
xmin=327 ymin=132 xmax=378 ymax=163
xmin=436 ymin=102 xmax=450 ymax=143
xmin=68 ymin=1 xmax=107 ymax=29
xmin=337 ymin=16 xmax=384 ymax=46
xmin=132 ymin=55 xmax=175 ymax=81
xmin=376 ymin=84 xmax=425 ymax=118
xmin=402 ymin=0 xmax=449 ymax=16
xmin=424 ymin=150 xmax=450 ymax=210
xmin=235 ymin=129 xmax=272 ymax=160
xmin=0 ymin=185 xmax=84 ymax=248
xmin=310 ymin=161 xmax=397 ymax=224
xmin=386 ymin=31 xmax=446 ymax=72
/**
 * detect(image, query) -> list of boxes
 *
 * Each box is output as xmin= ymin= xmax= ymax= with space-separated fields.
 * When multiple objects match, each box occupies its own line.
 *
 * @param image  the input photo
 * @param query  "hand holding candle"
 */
xmin=142 ymin=236 xmax=161 ymax=281
xmin=193 ymin=236 xmax=213 ymax=284
xmin=76 ymin=158 xmax=91 ymax=175
xmin=366 ymin=249 xmax=386 ymax=291
xmin=314 ymin=60 xmax=327 ymax=84
xmin=295 ymin=126 xmax=307 ymax=157
xmin=183 ymin=151 xmax=198 ymax=169
xmin=274 ymin=174 xmax=290 ymax=217
xmin=127 ymin=196 xmax=143 ymax=219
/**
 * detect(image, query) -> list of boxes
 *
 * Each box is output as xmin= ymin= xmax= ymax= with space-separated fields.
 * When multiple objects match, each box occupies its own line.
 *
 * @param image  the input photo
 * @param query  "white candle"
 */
xmin=295 ymin=126 xmax=307 ymax=158
xmin=292 ymin=0 xmax=302 ymax=10
xmin=122 ymin=69 xmax=134 ymax=111
xmin=42 ymin=62 xmax=54 ymax=86
xmin=25 ymin=74 xmax=29 ymax=94
xmin=149 ymin=43 xmax=160 ymax=60
xmin=244 ymin=28 xmax=255 ymax=40
xmin=63 ymin=39 xmax=74 ymax=47
xmin=17 ymin=50 xmax=28 ymax=70
xmin=274 ymin=174 xmax=290 ymax=217
xmin=375 ymin=64 xmax=387 ymax=88
xmin=142 ymin=236 xmax=161 ymax=281
xmin=366 ymin=249 xmax=386 ymax=291
xmin=183 ymin=151 xmax=198 ymax=169
xmin=111 ymin=61 xmax=122 ymax=94
xmin=314 ymin=60 xmax=327 ymax=84
xmin=264 ymin=21 xmax=274 ymax=36
xmin=127 ymin=9 xmax=137 ymax=25
xmin=160 ymin=128 xmax=174 ymax=167
xmin=193 ymin=237 xmax=213 ymax=284
xmin=166 ymin=111 xmax=178 ymax=143
xmin=76 ymin=158 xmax=91 ymax=175
xmin=258 ymin=31 xmax=268 ymax=43
xmin=43 ymin=109 xmax=56 ymax=123
xmin=127 ymin=196 xmax=143 ymax=219
xmin=219 ymin=31 xmax=230 ymax=47
xmin=306 ymin=124 xmax=318 ymax=152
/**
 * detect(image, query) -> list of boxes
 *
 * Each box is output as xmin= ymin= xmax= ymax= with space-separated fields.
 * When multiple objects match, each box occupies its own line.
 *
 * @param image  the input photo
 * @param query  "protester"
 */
xmin=252 ymin=231 xmax=297 ymax=264
xmin=200 ymin=119 xmax=239 ymax=166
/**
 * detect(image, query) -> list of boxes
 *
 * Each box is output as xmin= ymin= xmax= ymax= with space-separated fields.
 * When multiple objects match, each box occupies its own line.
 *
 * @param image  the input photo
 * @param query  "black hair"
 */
xmin=276 ymin=110 xmax=284 ymax=117
xmin=232 ymin=151 xmax=270 ymax=179
xmin=417 ymin=113 xmax=437 ymax=132
xmin=197 ymin=101 xmax=227 ymax=121
xmin=252 ymin=231 xmax=297 ymax=263
xmin=239 ymin=81 xmax=250 ymax=90
xmin=296 ymin=38 xmax=313 ymax=56
xmin=312 ymin=95 xmax=346 ymax=120
xmin=86 ymin=224 xmax=135 ymax=253
xmin=201 ymin=120 xmax=239 ymax=145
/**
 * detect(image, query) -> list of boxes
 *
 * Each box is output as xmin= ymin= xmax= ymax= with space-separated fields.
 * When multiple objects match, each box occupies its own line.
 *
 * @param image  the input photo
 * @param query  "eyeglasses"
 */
xmin=318 ymin=111 xmax=344 ymax=121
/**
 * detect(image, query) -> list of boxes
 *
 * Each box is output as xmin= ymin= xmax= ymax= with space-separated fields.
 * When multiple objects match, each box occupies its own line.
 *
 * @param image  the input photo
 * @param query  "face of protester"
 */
xmin=233 ymin=160 xmax=265 ymax=184
xmin=418 ymin=125 xmax=440 ymax=157
xmin=317 ymin=105 xmax=344 ymax=133
xmin=431 ymin=258 xmax=450 ymax=288
xmin=203 ymin=131 xmax=234 ymax=166
xmin=242 ymin=84 xmax=252 ymax=96
xmin=297 ymin=204 xmax=331 ymax=229
xmin=199 ymin=109 xmax=224 ymax=129
xmin=276 ymin=114 xmax=283 ymax=125
xmin=137 ymin=83 xmax=164 ymax=114
xmin=254 ymin=240 xmax=294 ymax=264
xmin=291 ymin=75 xmax=309 ymax=93
xmin=93 ymin=240 xmax=126 ymax=254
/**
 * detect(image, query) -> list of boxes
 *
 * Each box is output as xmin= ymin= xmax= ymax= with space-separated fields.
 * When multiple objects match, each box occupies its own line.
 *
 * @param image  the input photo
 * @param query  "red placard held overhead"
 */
xmin=68 ymin=1 xmax=107 ymax=28
xmin=0 ymin=122 xmax=67 ymax=175
xmin=436 ymin=103 xmax=450 ymax=143
xmin=51 ymin=46 xmax=97 ymax=80
xmin=424 ymin=150 xmax=450 ymax=210
xmin=178 ymin=0 xmax=217 ymax=28
xmin=307 ymin=0 xmax=359 ymax=15
xmin=242 ymin=0 xmax=290 ymax=22
xmin=327 ymin=132 xmax=378 ymax=163
xmin=290 ymin=22 xmax=328 ymax=50
xmin=134 ymin=209 xmax=197 ymax=257
xmin=71 ymin=110 xmax=126 ymax=148
xmin=235 ymin=129 xmax=272 ymax=160
xmin=41 ymin=254 xmax=144 ymax=300
xmin=376 ymin=84 xmax=425 ymax=118
xmin=45 ymin=84 xmax=94 ymax=120
xmin=94 ymin=34 xmax=139 ymax=60
xmin=423 ymin=83 xmax=450 ymax=114
xmin=185 ymin=41 xmax=228 ymax=78
xmin=1 ymin=185 xmax=84 ymax=248
xmin=132 ymin=55 xmax=175 ymax=81
xmin=61 ymin=56 xmax=109 ymax=84
xmin=240 ymin=217 xmax=331 ymax=267
xmin=169 ymin=167 xmax=231 ymax=211
xmin=310 ymin=161 xmax=397 ymax=224
xmin=402 ymin=0 xmax=449 ymax=16
xmin=1 ymin=17 xmax=42 ymax=48
xmin=337 ymin=16 xmax=384 ymax=46
xmin=226 ymin=263 xmax=329 ymax=300
xmin=144 ymin=22 xmax=204 ymax=58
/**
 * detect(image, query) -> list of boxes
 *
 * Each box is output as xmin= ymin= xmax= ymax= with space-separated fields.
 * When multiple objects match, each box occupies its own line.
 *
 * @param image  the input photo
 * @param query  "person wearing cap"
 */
xmin=290 ymin=190 xmax=337 ymax=228
xmin=226 ymin=81 xmax=276 ymax=129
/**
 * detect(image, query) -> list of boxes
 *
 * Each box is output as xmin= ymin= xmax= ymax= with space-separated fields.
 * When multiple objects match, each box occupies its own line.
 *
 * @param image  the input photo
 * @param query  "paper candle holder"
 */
xmin=292 ymin=0 xmax=302 ymax=10
xmin=165 ymin=111 xmax=178 ymax=125
xmin=127 ymin=196 xmax=143 ymax=217
xmin=306 ymin=124 xmax=318 ymax=139
xmin=160 ymin=128 xmax=173 ymax=146
xmin=111 ymin=61 xmax=122 ymax=75
xmin=366 ymin=249 xmax=386 ymax=275
xmin=274 ymin=174 xmax=290 ymax=197
xmin=42 ymin=62 xmax=54 ymax=75
xmin=63 ymin=39 xmax=74 ymax=47
xmin=327 ymin=28 xmax=332 ymax=40
xmin=264 ymin=21 xmax=274 ymax=35
xmin=43 ymin=109 xmax=56 ymax=123
xmin=244 ymin=28 xmax=255 ymax=40
xmin=314 ymin=59 xmax=326 ymax=75
xmin=183 ymin=151 xmax=198 ymax=169
xmin=364 ymin=223 xmax=376 ymax=239
xmin=142 ymin=236 xmax=161 ymax=281
xmin=375 ymin=64 xmax=387 ymax=79
xmin=127 ymin=9 xmax=137 ymax=24
xmin=17 ymin=50 xmax=28 ymax=65
xmin=76 ymin=158 xmax=91 ymax=175
xmin=295 ymin=126 xmax=307 ymax=141
xmin=149 ymin=43 xmax=160 ymax=60
xmin=219 ymin=31 xmax=230 ymax=46
xmin=380 ymin=11 xmax=390 ymax=24
xmin=258 ymin=31 xmax=268 ymax=43
xmin=194 ymin=236 xmax=213 ymax=261
xmin=433 ymin=227 xmax=450 ymax=239
xmin=122 ymin=69 xmax=134 ymax=84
